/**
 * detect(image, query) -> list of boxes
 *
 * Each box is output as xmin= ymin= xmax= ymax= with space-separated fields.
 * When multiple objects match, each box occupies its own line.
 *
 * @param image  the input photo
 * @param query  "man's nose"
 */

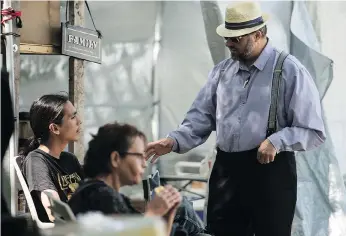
xmin=226 ymin=39 xmax=235 ymax=47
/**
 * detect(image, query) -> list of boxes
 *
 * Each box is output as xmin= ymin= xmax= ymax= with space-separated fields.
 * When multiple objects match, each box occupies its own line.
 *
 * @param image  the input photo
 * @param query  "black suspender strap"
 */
xmin=266 ymin=51 xmax=289 ymax=137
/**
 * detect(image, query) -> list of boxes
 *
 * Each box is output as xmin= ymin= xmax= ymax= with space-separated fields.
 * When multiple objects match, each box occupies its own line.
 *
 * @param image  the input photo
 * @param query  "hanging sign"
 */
xmin=61 ymin=23 xmax=102 ymax=64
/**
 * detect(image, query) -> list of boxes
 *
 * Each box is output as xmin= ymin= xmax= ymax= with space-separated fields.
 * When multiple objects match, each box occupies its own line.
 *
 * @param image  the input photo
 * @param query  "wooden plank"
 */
xmin=68 ymin=0 xmax=85 ymax=161
xmin=20 ymin=43 xmax=60 ymax=54
xmin=20 ymin=1 xmax=61 ymax=46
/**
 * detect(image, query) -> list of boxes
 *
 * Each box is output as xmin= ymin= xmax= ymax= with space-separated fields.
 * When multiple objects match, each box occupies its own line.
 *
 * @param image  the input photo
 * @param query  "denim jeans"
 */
xmin=172 ymin=196 xmax=206 ymax=236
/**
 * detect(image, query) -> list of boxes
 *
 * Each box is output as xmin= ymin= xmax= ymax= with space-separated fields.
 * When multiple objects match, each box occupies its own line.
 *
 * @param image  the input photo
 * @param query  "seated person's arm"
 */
xmin=145 ymin=186 xmax=182 ymax=236
xmin=41 ymin=190 xmax=60 ymax=222
xmin=24 ymin=157 xmax=60 ymax=222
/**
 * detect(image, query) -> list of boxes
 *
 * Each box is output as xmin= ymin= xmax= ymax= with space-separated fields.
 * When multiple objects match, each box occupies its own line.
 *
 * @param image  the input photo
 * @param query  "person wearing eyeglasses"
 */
xmin=68 ymin=122 xmax=207 ymax=236
xmin=144 ymin=2 xmax=326 ymax=236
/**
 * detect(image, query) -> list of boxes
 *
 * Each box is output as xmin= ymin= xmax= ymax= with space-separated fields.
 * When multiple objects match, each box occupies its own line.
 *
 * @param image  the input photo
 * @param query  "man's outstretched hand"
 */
xmin=145 ymin=137 xmax=174 ymax=163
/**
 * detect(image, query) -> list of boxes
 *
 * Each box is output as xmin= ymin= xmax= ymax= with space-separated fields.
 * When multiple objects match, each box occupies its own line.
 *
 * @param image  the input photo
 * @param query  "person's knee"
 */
xmin=174 ymin=196 xmax=206 ymax=235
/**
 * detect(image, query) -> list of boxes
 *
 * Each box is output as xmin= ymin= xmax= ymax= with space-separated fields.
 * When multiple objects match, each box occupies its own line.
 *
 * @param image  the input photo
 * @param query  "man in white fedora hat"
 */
xmin=145 ymin=2 xmax=326 ymax=236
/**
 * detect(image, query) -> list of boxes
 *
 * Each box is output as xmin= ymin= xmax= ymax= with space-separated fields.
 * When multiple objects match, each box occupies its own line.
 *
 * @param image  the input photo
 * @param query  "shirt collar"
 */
xmin=235 ymin=38 xmax=273 ymax=72
xmin=252 ymin=39 xmax=273 ymax=71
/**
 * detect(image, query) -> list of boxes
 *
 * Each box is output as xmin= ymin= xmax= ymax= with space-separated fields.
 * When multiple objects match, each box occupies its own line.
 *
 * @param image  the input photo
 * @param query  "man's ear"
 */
xmin=48 ymin=123 xmax=60 ymax=135
xmin=254 ymin=30 xmax=261 ymax=41
xmin=110 ymin=151 xmax=121 ymax=168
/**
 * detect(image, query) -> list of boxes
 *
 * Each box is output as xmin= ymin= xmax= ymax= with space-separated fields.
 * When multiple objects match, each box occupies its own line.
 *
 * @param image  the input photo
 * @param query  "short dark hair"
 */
xmin=83 ymin=122 xmax=146 ymax=178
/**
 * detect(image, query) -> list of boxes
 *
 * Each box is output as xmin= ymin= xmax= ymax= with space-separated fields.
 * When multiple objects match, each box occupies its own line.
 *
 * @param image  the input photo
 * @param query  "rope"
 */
xmin=85 ymin=1 xmax=102 ymax=38
xmin=1 ymin=7 xmax=22 ymax=28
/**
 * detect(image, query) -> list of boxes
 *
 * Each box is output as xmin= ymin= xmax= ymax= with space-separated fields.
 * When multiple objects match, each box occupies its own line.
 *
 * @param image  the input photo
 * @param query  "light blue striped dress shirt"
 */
xmin=168 ymin=41 xmax=326 ymax=154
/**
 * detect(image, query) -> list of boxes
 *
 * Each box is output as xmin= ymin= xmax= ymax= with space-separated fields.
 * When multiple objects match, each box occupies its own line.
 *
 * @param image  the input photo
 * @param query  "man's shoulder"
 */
xmin=208 ymin=58 xmax=235 ymax=80
xmin=213 ymin=58 xmax=233 ymax=70
xmin=271 ymin=49 xmax=314 ymax=88
xmin=272 ymin=48 xmax=306 ymax=73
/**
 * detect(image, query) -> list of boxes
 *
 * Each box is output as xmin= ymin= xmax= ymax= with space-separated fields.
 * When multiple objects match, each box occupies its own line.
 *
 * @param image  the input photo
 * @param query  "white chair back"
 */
xmin=13 ymin=156 xmax=54 ymax=229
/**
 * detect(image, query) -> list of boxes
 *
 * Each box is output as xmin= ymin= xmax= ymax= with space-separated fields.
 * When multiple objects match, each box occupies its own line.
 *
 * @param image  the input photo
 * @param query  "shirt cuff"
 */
xmin=166 ymin=134 xmax=179 ymax=153
xmin=267 ymin=133 xmax=281 ymax=154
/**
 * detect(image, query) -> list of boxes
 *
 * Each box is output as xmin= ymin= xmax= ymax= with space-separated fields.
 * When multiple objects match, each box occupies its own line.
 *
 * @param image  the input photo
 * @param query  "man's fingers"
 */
xmin=145 ymin=143 xmax=156 ymax=153
xmin=257 ymin=151 xmax=269 ymax=164
xmin=145 ymin=148 xmax=156 ymax=161
xmin=269 ymin=154 xmax=275 ymax=162
xmin=150 ymin=154 xmax=160 ymax=163
xmin=257 ymin=151 xmax=264 ymax=163
xmin=263 ymin=155 xmax=270 ymax=164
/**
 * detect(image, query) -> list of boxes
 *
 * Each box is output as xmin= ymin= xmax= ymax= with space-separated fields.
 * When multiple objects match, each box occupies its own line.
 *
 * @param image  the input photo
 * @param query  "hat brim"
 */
xmin=216 ymin=13 xmax=269 ymax=38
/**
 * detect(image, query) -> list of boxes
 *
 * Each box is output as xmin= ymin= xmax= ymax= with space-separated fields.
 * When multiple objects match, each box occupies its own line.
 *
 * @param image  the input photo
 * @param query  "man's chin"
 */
xmin=231 ymin=54 xmax=240 ymax=61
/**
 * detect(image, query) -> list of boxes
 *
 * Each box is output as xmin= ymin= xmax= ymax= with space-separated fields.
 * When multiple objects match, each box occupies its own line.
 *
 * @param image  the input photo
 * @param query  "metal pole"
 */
xmin=3 ymin=0 xmax=19 ymax=216
xmin=150 ymin=1 xmax=163 ymax=174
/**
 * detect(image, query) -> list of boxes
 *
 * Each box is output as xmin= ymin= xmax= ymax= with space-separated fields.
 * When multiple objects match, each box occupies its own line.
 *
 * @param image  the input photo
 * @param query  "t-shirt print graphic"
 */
xmin=57 ymin=172 xmax=82 ymax=200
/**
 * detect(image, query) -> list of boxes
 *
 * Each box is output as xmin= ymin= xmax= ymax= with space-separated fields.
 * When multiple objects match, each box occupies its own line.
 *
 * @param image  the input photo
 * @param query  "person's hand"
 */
xmin=145 ymin=185 xmax=181 ymax=217
xmin=164 ymin=188 xmax=182 ymax=217
xmin=257 ymin=139 xmax=277 ymax=164
xmin=161 ymin=187 xmax=181 ymax=236
xmin=145 ymin=138 xmax=174 ymax=163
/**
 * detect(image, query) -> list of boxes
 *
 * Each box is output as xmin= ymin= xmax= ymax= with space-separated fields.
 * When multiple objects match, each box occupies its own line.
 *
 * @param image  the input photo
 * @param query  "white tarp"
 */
xmin=16 ymin=1 xmax=346 ymax=235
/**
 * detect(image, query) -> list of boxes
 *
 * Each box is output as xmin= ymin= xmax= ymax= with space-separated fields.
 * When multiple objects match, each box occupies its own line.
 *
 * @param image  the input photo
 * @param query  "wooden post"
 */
xmin=68 ymin=0 xmax=85 ymax=160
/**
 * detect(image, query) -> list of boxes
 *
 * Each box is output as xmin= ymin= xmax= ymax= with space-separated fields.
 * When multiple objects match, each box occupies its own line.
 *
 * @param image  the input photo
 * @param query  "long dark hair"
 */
xmin=84 ymin=122 xmax=146 ymax=178
xmin=19 ymin=94 xmax=69 ymax=157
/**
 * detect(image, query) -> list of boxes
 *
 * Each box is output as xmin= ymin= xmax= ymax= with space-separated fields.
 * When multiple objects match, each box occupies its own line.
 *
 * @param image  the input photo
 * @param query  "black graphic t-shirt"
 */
xmin=68 ymin=179 xmax=138 ymax=216
xmin=22 ymin=149 xmax=84 ymax=222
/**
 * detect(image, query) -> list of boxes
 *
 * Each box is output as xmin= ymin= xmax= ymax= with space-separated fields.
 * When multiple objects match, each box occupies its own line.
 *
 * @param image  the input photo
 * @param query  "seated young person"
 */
xmin=68 ymin=122 xmax=206 ymax=236
xmin=20 ymin=94 xmax=84 ymax=222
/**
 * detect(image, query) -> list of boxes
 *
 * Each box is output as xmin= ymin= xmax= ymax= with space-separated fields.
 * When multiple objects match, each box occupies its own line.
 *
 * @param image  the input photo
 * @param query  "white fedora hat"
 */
xmin=216 ymin=2 xmax=269 ymax=38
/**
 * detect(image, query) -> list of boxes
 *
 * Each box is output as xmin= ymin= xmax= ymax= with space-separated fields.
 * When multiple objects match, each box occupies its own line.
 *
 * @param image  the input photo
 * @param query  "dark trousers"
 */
xmin=206 ymin=148 xmax=297 ymax=236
